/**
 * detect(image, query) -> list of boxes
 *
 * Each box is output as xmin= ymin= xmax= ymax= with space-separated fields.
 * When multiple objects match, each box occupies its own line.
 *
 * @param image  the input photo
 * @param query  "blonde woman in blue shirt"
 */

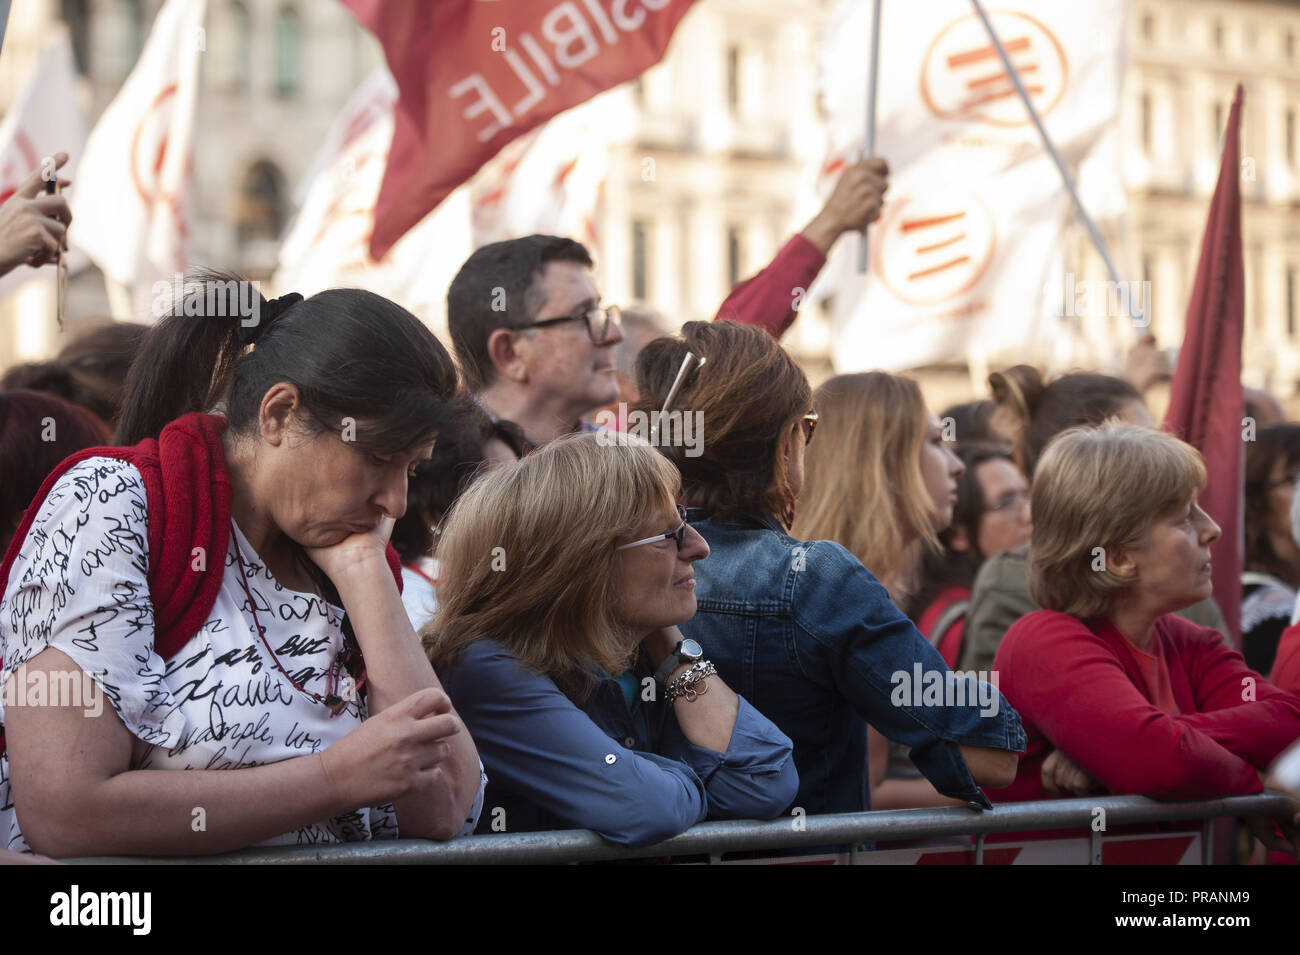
xmin=424 ymin=432 xmax=797 ymax=847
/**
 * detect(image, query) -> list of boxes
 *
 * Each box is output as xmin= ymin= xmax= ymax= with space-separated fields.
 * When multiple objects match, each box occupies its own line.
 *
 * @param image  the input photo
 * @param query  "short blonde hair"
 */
xmin=792 ymin=372 xmax=939 ymax=593
xmin=423 ymin=432 xmax=681 ymax=701
xmin=1028 ymin=424 xmax=1206 ymax=618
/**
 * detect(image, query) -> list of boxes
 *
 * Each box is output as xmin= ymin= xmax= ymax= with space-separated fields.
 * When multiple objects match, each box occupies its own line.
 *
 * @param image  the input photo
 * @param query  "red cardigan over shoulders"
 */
xmin=990 ymin=610 xmax=1300 ymax=803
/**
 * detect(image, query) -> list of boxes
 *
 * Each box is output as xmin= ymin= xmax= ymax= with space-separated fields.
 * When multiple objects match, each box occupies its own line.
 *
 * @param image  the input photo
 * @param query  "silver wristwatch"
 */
xmin=655 ymin=637 xmax=704 ymax=685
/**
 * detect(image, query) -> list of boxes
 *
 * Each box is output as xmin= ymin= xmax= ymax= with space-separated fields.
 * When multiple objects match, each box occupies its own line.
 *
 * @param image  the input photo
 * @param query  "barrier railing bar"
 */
xmin=67 ymin=793 xmax=1294 ymax=866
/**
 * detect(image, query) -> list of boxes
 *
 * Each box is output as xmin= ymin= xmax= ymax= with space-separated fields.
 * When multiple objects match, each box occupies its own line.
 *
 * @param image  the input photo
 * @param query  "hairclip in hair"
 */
xmin=237 ymin=292 xmax=304 ymax=345
xmin=650 ymin=350 xmax=706 ymax=445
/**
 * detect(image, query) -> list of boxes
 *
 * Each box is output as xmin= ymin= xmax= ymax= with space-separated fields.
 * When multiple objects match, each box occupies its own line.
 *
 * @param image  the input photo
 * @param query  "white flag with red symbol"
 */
xmin=0 ymin=27 xmax=88 ymax=300
xmin=273 ymin=69 xmax=472 ymax=326
xmin=470 ymin=89 xmax=630 ymax=249
xmin=70 ymin=0 xmax=205 ymax=290
xmin=276 ymin=70 xmax=625 ymax=324
xmin=817 ymin=0 xmax=1129 ymax=372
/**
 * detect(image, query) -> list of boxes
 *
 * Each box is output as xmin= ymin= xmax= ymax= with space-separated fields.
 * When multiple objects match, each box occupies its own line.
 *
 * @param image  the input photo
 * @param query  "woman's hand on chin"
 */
xmin=304 ymin=515 xmax=396 ymax=586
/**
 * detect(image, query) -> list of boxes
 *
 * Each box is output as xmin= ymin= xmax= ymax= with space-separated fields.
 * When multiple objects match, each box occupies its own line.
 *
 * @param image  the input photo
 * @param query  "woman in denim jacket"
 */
xmin=633 ymin=321 xmax=1026 ymax=820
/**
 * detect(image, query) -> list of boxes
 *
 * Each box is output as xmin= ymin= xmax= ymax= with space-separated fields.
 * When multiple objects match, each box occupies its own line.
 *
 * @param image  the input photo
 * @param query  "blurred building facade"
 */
xmin=1057 ymin=0 xmax=1300 ymax=407
xmin=0 ymin=0 xmax=382 ymax=367
xmin=0 ymin=0 xmax=1297 ymax=407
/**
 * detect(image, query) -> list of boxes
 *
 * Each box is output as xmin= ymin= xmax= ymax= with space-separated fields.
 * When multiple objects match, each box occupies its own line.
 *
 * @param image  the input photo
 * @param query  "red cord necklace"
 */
xmin=230 ymin=524 xmax=366 ymax=717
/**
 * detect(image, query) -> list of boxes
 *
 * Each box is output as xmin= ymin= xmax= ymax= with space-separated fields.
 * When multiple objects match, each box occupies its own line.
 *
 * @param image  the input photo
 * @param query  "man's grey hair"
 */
xmin=614 ymin=307 xmax=670 ymax=378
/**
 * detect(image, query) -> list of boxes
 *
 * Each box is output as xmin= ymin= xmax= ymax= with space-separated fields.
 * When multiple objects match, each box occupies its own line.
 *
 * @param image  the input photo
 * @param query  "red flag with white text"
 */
xmin=342 ymin=0 xmax=696 ymax=259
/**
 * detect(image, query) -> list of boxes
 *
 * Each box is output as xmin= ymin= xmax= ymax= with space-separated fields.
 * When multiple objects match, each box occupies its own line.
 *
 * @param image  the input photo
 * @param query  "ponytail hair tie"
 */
xmin=238 ymin=292 xmax=304 ymax=345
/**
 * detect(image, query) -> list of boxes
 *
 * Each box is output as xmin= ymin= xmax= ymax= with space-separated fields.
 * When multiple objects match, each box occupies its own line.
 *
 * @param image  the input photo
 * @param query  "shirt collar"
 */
xmin=467 ymin=390 xmax=590 ymax=453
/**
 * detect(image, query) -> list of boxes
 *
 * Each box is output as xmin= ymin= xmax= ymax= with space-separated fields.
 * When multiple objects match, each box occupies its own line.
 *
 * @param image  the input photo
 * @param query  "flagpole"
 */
xmin=856 ymin=0 xmax=882 ymax=273
xmin=968 ymin=0 xmax=1144 ymax=328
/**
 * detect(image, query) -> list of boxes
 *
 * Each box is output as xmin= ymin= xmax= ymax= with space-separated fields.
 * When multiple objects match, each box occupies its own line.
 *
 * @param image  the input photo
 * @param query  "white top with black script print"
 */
xmin=0 ymin=457 xmax=415 ymax=853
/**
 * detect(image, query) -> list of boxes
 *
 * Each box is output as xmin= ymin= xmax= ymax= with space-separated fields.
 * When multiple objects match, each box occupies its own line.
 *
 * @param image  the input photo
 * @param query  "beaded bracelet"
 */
xmin=665 ymin=660 xmax=717 ymax=704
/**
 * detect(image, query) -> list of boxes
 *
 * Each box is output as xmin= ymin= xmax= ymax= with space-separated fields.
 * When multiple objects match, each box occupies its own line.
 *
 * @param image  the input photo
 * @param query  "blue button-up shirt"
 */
xmin=679 ymin=509 xmax=1027 ymax=819
xmin=439 ymin=639 xmax=799 ymax=848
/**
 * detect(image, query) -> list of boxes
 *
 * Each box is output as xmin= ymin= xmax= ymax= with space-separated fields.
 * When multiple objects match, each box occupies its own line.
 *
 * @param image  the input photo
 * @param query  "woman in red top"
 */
xmin=992 ymin=424 xmax=1300 ymax=856
xmin=1273 ymin=624 xmax=1300 ymax=695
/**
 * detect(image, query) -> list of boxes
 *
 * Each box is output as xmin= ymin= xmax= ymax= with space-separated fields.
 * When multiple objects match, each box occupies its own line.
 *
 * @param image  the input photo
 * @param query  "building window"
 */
xmin=1289 ymin=109 xmax=1297 ymax=166
xmin=125 ymin=0 xmax=143 ymax=67
xmin=236 ymin=160 xmax=286 ymax=243
xmin=726 ymin=45 xmax=740 ymax=113
xmin=726 ymin=226 xmax=742 ymax=289
xmin=230 ymin=1 xmax=252 ymax=93
xmin=1289 ymin=268 xmax=1297 ymax=338
xmin=274 ymin=5 xmax=301 ymax=98
xmin=1141 ymin=14 xmax=1155 ymax=41
xmin=1140 ymin=92 xmax=1152 ymax=153
xmin=1214 ymin=102 xmax=1224 ymax=147
xmin=61 ymin=0 xmax=91 ymax=75
xmin=1212 ymin=19 xmax=1224 ymax=50
xmin=631 ymin=221 xmax=649 ymax=301
xmin=105 ymin=0 xmax=144 ymax=80
xmin=1142 ymin=255 xmax=1154 ymax=326
xmin=1287 ymin=30 xmax=1296 ymax=60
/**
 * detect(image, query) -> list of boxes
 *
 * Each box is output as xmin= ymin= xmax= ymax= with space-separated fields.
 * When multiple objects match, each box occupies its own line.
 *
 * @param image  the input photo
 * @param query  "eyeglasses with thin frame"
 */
xmin=801 ymin=409 xmax=819 ymax=444
xmin=516 ymin=303 xmax=621 ymax=343
xmin=1269 ymin=469 xmax=1300 ymax=491
xmin=616 ymin=505 xmax=689 ymax=551
xmin=986 ymin=489 xmax=1031 ymax=514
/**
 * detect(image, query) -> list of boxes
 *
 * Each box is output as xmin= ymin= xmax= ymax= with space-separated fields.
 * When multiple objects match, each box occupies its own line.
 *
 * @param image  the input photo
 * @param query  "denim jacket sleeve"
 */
xmin=657 ymin=695 xmax=799 ymax=820
xmin=791 ymin=541 xmax=1027 ymax=808
xmin=439 ymin=641 xmax=709 ymax=848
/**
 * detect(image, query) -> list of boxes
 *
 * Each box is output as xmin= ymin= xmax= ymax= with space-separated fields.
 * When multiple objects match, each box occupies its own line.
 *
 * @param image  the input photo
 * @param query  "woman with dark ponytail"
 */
xmin=0 ymin=273 xmax=484 ymax=857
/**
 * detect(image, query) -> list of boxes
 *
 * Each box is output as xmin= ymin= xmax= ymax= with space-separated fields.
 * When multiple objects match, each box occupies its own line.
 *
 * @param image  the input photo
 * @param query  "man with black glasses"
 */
xmin=447 ymin=235 xmax=624 ymax=455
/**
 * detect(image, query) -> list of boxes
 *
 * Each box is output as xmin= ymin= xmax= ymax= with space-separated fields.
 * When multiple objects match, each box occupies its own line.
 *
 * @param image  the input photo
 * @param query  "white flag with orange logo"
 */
xmin=817 ymin=0 xmax=1129 ymax=372
xmin=70 ymin=0 xmax=205 ymax=291
xmin=0 ymin=27 xmax=88 ymax=301
xmin=471 ymin=89 xmax=631 ymax=249
xmin=273 ymin=69 xmax=472 ymax=329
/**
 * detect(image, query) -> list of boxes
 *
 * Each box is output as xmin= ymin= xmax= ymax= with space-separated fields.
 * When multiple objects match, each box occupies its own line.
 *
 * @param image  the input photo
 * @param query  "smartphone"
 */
xmin=44 ymin=175 xmax=65 ymax=329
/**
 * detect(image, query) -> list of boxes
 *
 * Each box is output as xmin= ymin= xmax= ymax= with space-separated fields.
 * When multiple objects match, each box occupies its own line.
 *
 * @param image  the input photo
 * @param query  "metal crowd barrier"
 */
xmin=70 ymin=792 xmax=1294 ymax=865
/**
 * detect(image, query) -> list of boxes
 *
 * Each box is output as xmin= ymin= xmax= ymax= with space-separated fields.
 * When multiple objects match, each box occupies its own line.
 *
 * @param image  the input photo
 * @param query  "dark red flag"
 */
xmin=1163 ymin=84 xmax=1245 ymax=644
xmin=343 ymin=0 xmax=697 ymax=259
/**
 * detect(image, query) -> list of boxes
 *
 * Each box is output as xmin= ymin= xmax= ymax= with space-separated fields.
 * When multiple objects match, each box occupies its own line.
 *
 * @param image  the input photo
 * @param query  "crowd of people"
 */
xmin=0 ymin=150 xmax=1298 ymax=864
